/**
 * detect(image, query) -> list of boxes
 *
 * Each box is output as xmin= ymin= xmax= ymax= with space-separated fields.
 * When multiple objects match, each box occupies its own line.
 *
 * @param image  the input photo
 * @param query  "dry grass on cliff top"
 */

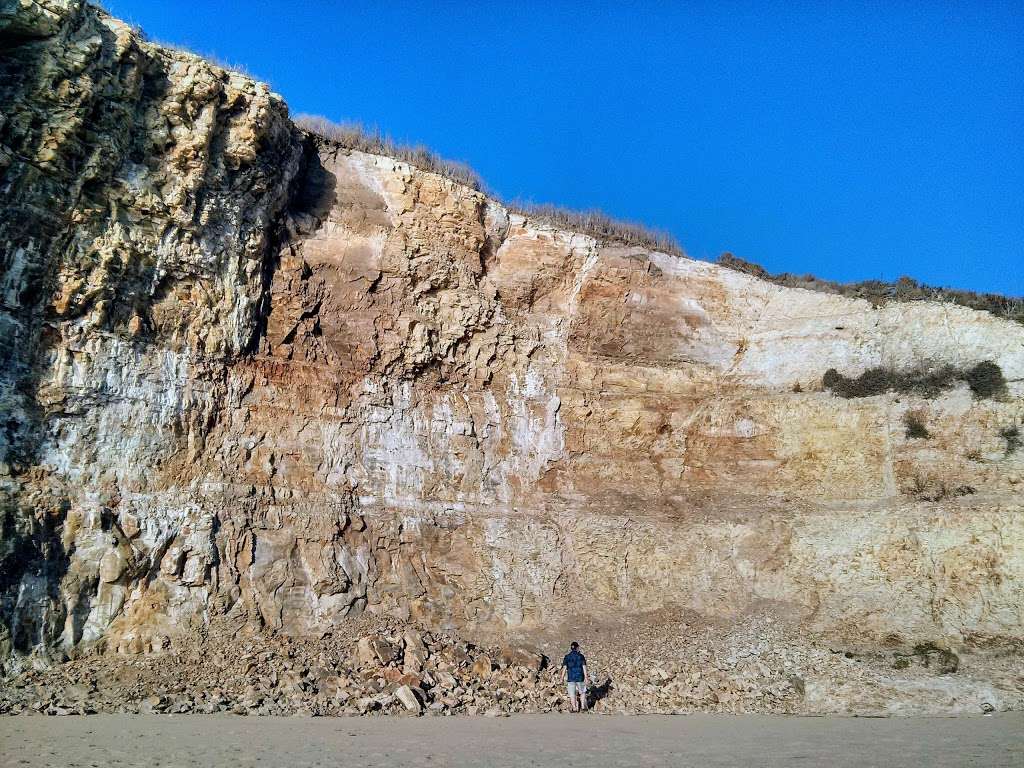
xmin=505 ymin=202 xmax=683 ymax=256
xmin=91 ymin=5 xmax=262 ymax=81
xmin=294 ymin=115 xmax=684 ymax=256
xmin=294 ymin=114 xmax=487 ymax=192
xmin=719 ymin=253 xmax=1024 ymax=325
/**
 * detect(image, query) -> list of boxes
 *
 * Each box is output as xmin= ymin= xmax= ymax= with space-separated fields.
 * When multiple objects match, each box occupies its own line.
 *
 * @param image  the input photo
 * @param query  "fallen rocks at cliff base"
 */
xmin=2 ymin=612 xmax=1020 ymax=718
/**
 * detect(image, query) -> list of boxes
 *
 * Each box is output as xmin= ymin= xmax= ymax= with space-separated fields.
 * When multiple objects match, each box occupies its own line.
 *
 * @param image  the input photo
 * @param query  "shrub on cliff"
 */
xmin=823 ymin=361 xmax=1006 ymax=400
xmin=963 ymin=361 xmax=1007 ymax=399
xmin=1001 ymin=425 xmax=1021 ymax=455
xmin=906 ymin=475 xmax=975 ymax=502
xmin=903 ymin=412 xmax=930 ymax=439
xmin=718 ymin=253 xmax=1024 ymax=325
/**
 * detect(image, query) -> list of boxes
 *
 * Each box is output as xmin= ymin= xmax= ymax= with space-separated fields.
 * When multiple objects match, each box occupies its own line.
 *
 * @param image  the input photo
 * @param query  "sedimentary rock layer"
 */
xmin=1 ymin=0 xmax=1022 ymax=705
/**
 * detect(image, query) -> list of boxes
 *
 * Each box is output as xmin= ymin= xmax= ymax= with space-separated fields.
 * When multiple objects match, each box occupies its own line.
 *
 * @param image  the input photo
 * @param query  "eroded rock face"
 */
xmin=0 ymin=0 xmax=302 ymax=657
xmin=1 ymin=0 xmax=1022 ymax=706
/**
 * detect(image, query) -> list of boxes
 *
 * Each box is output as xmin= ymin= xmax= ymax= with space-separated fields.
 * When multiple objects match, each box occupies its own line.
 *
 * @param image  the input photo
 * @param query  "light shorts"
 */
xmin=566 ymin=681 xmax=586 ymax=698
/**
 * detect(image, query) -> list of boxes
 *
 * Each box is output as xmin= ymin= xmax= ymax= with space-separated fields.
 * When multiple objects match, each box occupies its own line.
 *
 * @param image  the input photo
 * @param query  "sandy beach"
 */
xmin=2 ymin=713 xmax=1021 ymax=768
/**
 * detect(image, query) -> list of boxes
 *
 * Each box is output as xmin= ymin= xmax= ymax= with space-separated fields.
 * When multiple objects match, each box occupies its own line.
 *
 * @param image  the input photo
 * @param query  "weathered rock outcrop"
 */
xmin=1 ymin=1 xmax=1022 ymax=713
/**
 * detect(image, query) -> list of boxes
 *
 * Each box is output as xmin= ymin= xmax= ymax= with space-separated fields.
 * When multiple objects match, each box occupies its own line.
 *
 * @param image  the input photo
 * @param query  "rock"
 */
xmin=118 ymin=512 xmax=141 ymax=539
xmin=63 ymin=684 xmax=91 ymax=700
xmin=318 ymin=675 xmax=343 ymax=697
xmin=649 ymin=668 xmax=672 ymax=684
xmin=140 ymin=695 xmax=165 ymax=714
xmin=356 ymin=696 xmax=380 ymax=716
xmin=394 ymin=684 xmax=422 ymax=714
xmin=357 ymin=636 xmax=399 ymax=667
xmin=471 ymin=656 xmax=493 ymax=680
xmin=436 ymin=671 xmax=458 ymax=690
xmin=498 ymin=645 xmax=545 ymax=672
xmin=403 ymin=644 xmax=427 ymax=675
xmin=445 ymin=645 xmax=472 ymax=666
xmin=404 ymin=652 xmax=426 ymax=675
xmin=396 ymin=673 xmax=422 ymax=689
xmin=788 ymin=676 xmax=806 ymax=697
xmin=403 ymin=628 xmax=428 ymax=658
xmin=98 ymin=549 xmax=126 ymax=584
xmin=240 ymin=684 xmax=263 ymax=708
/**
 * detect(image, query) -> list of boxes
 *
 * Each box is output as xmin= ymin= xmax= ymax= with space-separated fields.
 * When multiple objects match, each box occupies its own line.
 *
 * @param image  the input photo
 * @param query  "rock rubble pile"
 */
xmin=3 ymin=613 xmax=1019 ymax=718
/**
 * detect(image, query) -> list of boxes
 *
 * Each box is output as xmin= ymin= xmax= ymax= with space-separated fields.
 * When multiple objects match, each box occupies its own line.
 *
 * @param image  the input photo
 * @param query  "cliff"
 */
xmin=1 ymin=1 xmax=1022 ymax=714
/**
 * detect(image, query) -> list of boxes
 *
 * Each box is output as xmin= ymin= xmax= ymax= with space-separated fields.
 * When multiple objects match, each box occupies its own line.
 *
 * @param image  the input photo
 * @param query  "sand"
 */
xmin=2 ymin=713 xmax=1021 ymax=767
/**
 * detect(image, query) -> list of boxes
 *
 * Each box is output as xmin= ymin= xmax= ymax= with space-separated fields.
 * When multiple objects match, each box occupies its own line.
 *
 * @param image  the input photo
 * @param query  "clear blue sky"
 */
xmin=106 ymin=1 xmax=1023 ymax=295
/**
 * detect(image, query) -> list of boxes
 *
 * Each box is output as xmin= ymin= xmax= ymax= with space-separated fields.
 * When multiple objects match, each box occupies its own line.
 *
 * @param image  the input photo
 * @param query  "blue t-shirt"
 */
xmin=563 ymin=650 xmax=586 ymax=682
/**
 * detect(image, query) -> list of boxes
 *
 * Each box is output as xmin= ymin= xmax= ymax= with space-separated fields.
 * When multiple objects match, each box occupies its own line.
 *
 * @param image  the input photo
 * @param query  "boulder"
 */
xmin=356 ymin=696 xmax=379 ymax=713
xmin=471 ymin=655 xmax=493 ymax=679
xmin=396 ymin=673 xmax=422 ymax=688
xmin=98 ymin=549 xmax=126 ymax=584
xmin=140 ymin=695 xmax=166 ymax=714
xmin=403 ymin=628 xmax=428 ymax=656
xmin=357 ymin=635 xmax=399 ymax=666
xmin=395 ymin=684 xmax=422 ymax=714
xmin=117 ymin=511 xmax=141 ymax=539
xmin=403 ymin=629 xmax=429 ymax=673
xmin=403 ymin=648 xmax=427 ymax=675
xmin=435 ymin=670 xmax=458 ymax=690
xmin=498 ymin=645 xmax=545 ymax=671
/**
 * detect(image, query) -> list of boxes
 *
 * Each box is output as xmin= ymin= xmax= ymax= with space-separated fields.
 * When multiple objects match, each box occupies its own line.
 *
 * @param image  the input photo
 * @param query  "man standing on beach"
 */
xmin=561 ymin=641 xmax=589 ymax=712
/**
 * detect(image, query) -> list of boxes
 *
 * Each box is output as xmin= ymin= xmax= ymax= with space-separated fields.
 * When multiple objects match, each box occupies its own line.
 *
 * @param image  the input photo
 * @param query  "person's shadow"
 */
xmin=587 ymin=677 xmax=613 ymax=708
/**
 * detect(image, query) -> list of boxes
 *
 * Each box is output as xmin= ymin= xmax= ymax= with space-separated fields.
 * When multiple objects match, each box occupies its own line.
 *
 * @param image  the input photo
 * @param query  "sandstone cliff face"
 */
xmin=1 ymin=0 xmax=302 ymax=656
xmin=1 ymin=1 xmax=1022 ymax=709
